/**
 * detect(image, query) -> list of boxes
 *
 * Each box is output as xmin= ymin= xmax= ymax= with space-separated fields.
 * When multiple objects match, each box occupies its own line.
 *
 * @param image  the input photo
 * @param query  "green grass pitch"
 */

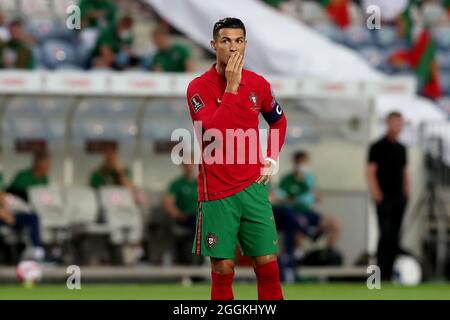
xmin=1 ymin=282 xmax=450 ymax=300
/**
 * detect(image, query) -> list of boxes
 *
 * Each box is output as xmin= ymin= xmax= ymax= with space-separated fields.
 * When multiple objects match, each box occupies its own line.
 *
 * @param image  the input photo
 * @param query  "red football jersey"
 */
xmin=187 ymin=64 xmax=287 ymax=201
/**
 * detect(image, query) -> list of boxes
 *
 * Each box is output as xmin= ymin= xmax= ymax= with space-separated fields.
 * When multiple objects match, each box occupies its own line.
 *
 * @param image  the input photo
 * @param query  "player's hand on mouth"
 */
xmin=225 ymin=52 xmax=243 ymax=94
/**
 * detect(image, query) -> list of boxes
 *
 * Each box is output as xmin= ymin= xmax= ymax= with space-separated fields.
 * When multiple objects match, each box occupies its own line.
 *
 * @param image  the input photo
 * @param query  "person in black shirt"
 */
xmin=367 ymin=111 xmax=410 ymax=280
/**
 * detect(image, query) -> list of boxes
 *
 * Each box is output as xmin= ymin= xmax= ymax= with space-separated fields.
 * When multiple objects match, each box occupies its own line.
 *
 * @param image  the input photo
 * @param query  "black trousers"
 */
xmin=376 ymin=195 xmax=406 ymax=280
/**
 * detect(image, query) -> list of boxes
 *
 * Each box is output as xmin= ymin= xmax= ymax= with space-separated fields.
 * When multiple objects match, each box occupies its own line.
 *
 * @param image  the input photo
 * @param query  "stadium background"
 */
xmin=0 ymin=0 xmax=449 ymax=299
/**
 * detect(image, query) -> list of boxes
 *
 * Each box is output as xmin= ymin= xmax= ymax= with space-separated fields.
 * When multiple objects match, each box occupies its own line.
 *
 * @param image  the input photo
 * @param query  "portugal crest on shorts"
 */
xmin=249 ymin=92 xmax=259 ymax=113
xmin=206 ymin=232 xmax=217 ymax=249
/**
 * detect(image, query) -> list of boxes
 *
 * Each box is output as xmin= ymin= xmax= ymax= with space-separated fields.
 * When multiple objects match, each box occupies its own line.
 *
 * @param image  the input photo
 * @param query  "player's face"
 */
xmin=211 ymin=28 xmax=246 ymax=66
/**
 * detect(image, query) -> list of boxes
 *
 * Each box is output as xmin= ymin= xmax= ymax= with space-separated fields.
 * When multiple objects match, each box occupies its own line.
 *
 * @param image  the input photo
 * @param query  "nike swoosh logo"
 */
xmin=217 ymin=99 xmax=222 ymax=104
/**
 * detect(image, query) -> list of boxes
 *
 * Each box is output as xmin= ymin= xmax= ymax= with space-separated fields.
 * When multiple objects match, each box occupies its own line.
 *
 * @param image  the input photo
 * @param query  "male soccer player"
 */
xmin=186 ymin=18 xmax=287 ymax=300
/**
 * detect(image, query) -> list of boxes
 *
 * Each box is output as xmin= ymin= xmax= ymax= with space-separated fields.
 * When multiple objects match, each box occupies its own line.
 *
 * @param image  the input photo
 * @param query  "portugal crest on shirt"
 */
xmin=206 ymin=232 xmax=217 ymax=249
xmin=249 ymin=92 xmax=259 ymax=113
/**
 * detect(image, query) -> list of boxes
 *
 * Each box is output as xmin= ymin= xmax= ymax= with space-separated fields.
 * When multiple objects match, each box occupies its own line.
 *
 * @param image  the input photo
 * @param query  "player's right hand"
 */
xmin=225 ymin=52 xmax=243 ymax=94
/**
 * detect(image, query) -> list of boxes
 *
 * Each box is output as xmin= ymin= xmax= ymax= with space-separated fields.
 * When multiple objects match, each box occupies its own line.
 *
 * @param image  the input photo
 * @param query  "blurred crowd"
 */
xmin=0 ymin=0 xmax=449 ymax=101
xmin=0 ymin=0 xmax=196 ymax=72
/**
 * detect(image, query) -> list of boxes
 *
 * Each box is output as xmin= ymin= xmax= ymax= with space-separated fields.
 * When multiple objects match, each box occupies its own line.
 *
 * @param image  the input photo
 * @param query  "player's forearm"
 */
xmin=200 ymin=93 xmax=239 ymax=131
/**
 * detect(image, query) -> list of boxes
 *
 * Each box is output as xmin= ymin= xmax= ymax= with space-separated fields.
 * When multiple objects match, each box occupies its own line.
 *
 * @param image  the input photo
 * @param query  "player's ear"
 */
xmin=210 ymin=40 xmax=216 ymax=51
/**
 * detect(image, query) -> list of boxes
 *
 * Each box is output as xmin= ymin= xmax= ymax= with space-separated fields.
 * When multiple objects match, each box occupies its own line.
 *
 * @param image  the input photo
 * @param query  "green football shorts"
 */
xmin=192 ymin=182 xmax=279 ymax=259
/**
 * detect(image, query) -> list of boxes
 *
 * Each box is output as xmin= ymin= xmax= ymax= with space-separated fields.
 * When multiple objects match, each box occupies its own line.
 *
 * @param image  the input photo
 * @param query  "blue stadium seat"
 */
xmin=26 ymin=18 xmax=73 ymax=43
xmin=343 ymin=26 xmax=373 ymax=48
xmin=433 ymin=26 xmax=450 ymax=50
xmin=312 ymin=24 xmax=345 ymax=44
xmin=437 ymin=49 xmax=450 ymax=71
xmin=32 ymin=46 xmax=45 ymax=69
xmin=41 ymin=39 xmax=79 ymax=69
xmin=357 ymin=45 xmax=385 ymax=68
xmin=384 ymin=39 xmax=409 ymax=52
xmin=440 ymin=73 xmax=450 ymax=96
xmin=373 ymin=26 xmax=399 ymax=48
xmin=55 ymin=64 xmax=83 ymax=70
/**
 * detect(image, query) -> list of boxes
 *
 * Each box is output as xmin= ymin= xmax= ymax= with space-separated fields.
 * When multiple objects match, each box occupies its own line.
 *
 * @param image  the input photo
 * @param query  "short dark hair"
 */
xmin=293 ymin=150 xmax=308 ymax=162
xmin=386 ymin=111 xmax=403 ymax=121
xmin=213 ymin=17 xmax=246 ymax=40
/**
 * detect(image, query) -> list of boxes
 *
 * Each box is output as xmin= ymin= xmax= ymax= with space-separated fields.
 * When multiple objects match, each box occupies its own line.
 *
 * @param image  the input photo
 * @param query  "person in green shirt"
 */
xmin=89 ymin=144 xmax=135 ymax=191
xmin=163 ymin=160 xmax=199 ymax=265
xmin=7 ymin=151 xmax=50 ymax=201
xmin=275 ymin=151 xmax=341 ymax=250
xmin=91 ymin=16 xmax=138 ymax=70
xmin=0 ymin=170 xmax=45 ymax=261
xmin=79 ymin=0 xmax=117 ymax=29
xmin=151 ymin=27 xmax=194 ymax=72
xmin=0 ymin=19 xmax=34 ymax=69
xmin=163 ymin=162 xmax=198 ymax=231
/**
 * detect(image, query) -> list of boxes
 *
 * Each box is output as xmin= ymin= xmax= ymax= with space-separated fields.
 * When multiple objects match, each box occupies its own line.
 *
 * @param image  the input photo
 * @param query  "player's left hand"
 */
xmin=256 ymin=159 xmax=276 ymax=185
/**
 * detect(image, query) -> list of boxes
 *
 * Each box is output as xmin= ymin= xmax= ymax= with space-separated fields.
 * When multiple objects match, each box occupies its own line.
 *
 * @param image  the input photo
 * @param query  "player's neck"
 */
xmin=215 ymin=62 xmax=226 ymax=78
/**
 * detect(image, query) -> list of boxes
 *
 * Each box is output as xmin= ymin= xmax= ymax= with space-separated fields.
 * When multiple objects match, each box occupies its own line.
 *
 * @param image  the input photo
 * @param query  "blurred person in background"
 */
xmin=151 ymin=26 xmax=194 ymax=72
xmin=0 ymin=19 xmax=34 ymax=69
xmin=6 ymin=151 xmax=50 ymax=201
xmin=367 ymin=111 xmax=409 ymax=281
xmin=89 ymin=144 xmax=135 ymax=192
xmin=0 ymin=151 xmax=45 ymax=261
xmin=163 ymin=161 xmax=198 ymax=234
xmin=275 ymin=151 xmax=342 ymax=258
xmin=79 ymin=0 xmax=117 ymax=30
xmin=89 ymin=144 xmax=144 ymax=263
xmin=91 ymin=15 xmax=139 ymax=70
xmin=163 ymin=160 xmax=200 ymax=265
xmin=78 ymin=0 xmax=117 ymax=68
xmin=0 ymin=12 xmax=10 ymax=42
xmin=0 ymin=192 xmax=45 ymax=262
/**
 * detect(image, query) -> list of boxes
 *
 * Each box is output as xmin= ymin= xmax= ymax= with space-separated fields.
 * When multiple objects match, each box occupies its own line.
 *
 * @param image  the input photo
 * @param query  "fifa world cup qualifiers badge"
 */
xmin=191 ymin=94 xmax=205 ymax=113
xmin=206 ymin=232 xmax=218 ymax=249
